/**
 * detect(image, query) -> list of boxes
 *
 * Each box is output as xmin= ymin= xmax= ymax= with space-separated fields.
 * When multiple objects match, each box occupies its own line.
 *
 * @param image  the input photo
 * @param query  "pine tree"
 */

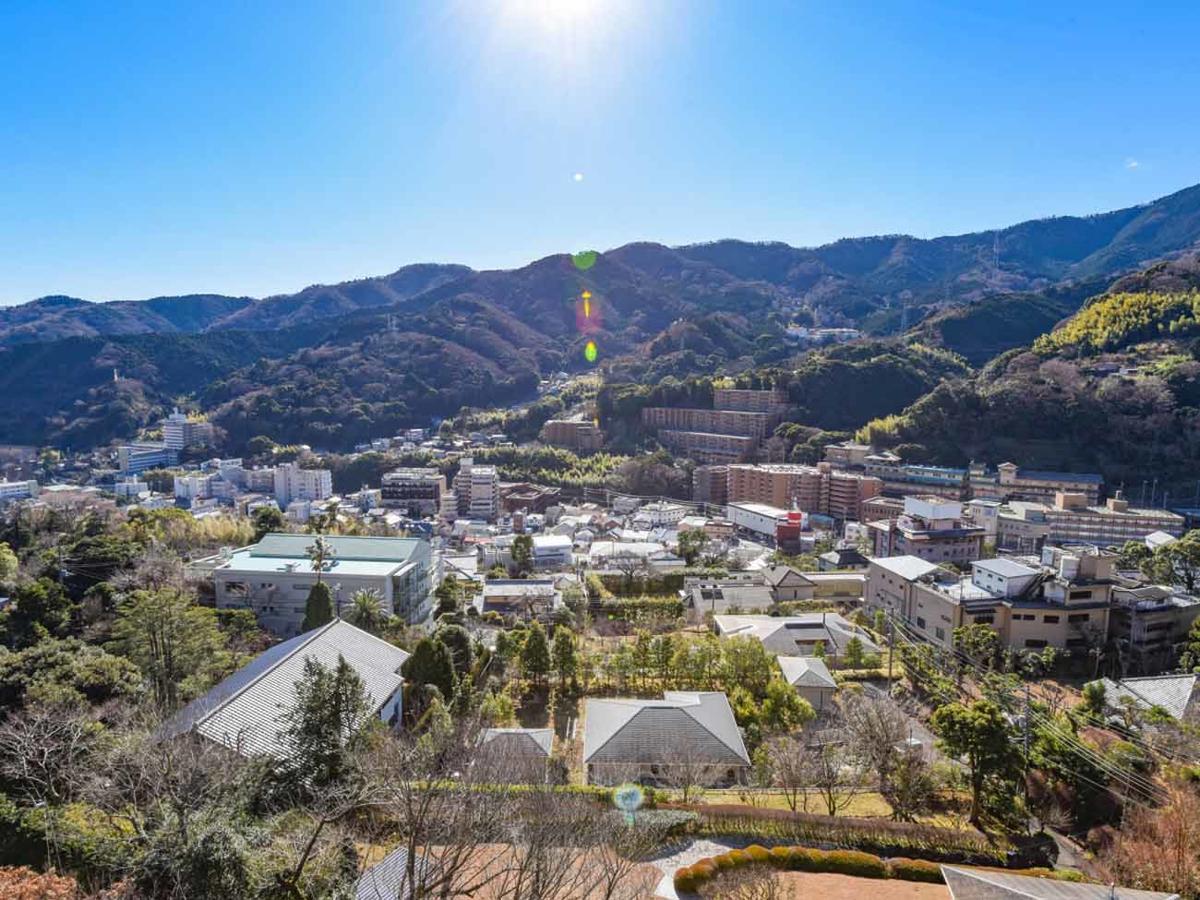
xmin=520 ymin=622 xmax=551 ymax=684
xmin=551 ymin=627 xmax=578 ymax=688
xmin=401 ymin=637 xmax=457 ymax=707
xmin=283 ymin=654 xmax=372 ymax=787
xmin=302 ymin=581 xmax=335 ymax=632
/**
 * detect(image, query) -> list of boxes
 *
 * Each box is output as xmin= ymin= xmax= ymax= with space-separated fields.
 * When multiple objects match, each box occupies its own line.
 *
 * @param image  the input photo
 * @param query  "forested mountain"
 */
xmin=2 ymin=184 xmax=1200 ymax=451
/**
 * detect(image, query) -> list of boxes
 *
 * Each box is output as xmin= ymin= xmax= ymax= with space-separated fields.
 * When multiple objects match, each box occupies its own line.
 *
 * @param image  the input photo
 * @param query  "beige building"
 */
xmin=971 ymin=462 xmax=1103 ymax=505
xmin=999 ymin=492 xmax=1185 ymax=549
xmin=823 ymin=441 xmax=873 ymax=469
xmin=726 ymin=462 xmax=882 ymax=520
xmin=642 ymin=406 xmax=775 ymax=438
xmin=866 ymin=548 xmax=1115 ymax=654
xmin=868 ymin=495 xmax=987 ymax=564
xmin=692 ymin=464 xmax=730 ymax=506
xmin=659 ymin=430 xmax=757 ymax=464
xmin=712 ymin=387 xmax=789 ymax=413
xmin=539 ymin=418 xmax=604 ymax=451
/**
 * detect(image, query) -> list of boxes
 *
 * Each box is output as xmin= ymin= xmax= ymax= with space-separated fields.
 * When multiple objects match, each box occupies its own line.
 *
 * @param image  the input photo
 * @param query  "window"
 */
xmin=1068 ymin=613 xmax=1090 ymax=624
xmin=1024 ymin=639 xmax=1048 ymax=649
xmin=1066 ymin=638 xmax=1087 ymax=649
xmin=1043 ymin=615 xmax=1060 ymax=624
xmin=1017 ymin=614 xmax=1035 ymax=621
xmin=973 ymin=615 xmax=994 ymax=624
xmin=935 ymin=627 xmax=945 ymax=641
xmin=293 ymin=583 xmax=309 ymax=591
xmin=1069 ymin=590 xmax=1092 ymax=600
xmin=916 ymin=617 xmax=926 ymax=629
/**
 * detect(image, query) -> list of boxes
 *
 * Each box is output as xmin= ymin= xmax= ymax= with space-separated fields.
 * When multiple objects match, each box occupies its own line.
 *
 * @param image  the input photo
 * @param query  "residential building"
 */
xmin=1086 ymin=674 xmax=1199 ymax=723
xmin=996 ymin=501 xmax=1052 ymax=553
xmin=500 ymin=482 xmax=561 ymax=514
xmin=760 ymin=564 xmax=817 ymax=601
xmin=712 ymin=387 xmax=788 ymax=413
xmin=685 ymin=578 xmax=775 ymax=615
xmin=865 ymin=548 xmax=1115 ymax=654
xmin=643 ymin=406 xmax=775 ymax=439
xmin=158 ymin=620 xmax=409 ymax=756
xmin=273 ymin=461 xmax=333 ymax=508
xmin=112 ymin=477 xmax=149 ymax=500
xmin=970 ymin=461 xmax=1103 ymax=505
xmin=632 ymin=500 xmax=690 ymax=527
xmin=161 ymin=408 xmax=215 ymax=450
xmin=692 ymin=464 xmax=729 ymax=506
xmin=862 ymin=453 xmax=968 ymax=500
xmin=539 ymin=418 xmax=604 ymax=451
xmin=474 ymin=728 xmax=553 ymax=782
xmin=822 ymin=441 xmax=873 ymax=469
xmin=726 ymin=462 xmax=882 ymax=521
xmin=714 ymin=613 xmax=881 ymax=659
xmin=0 ymin=478 xmax=38 ymax=505
xmin=477 ymin=579 xmax=561 ymax=618
xmin=962 ymin=498 xmax=1001 ymax=542
xmin=726 ymin=501 xmax=798 ymax=542
xmin=118 ymin=442 xmax=178 ymax=475
xmin=381 ymin=467 xmax=446 ymax=517
xmin=530 ymin=534 xmax=573 ymax=569
xmin=1040 ymin=491 xmax=1186 ymax=546
xmin=1109 ymin=582 xmax=1200 ymax=674
xmin=658 ymin=429 xmax=758 ymax=464
xmin=859 ymin=495 xmax=905 ymax=522
xmin=453 ymin=458 xmax=499 ymax=521
xmin=211 ymin=533 xmax=432 ymax=635
xmin=818 ymin=544 xmax=870 ymax=571
xmin=777 ymin=656 xmax=837 ymax=711
xmin=868 ymin=495 xmax=987 ymax=564
xmin=583 ymin=691 xmax=750 ymax=786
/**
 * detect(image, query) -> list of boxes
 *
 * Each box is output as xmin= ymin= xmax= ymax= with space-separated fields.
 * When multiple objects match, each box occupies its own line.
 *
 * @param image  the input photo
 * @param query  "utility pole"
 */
xmin=1022 ymin=681 xmax=1032 ymax=826
xmin=887 ymin=613 xmax=895 ymax=682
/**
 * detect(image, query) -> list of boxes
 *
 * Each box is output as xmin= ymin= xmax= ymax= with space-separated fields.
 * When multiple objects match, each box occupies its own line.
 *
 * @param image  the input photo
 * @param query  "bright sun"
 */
xmin=498 ymin=0 xmax=605 ymax=36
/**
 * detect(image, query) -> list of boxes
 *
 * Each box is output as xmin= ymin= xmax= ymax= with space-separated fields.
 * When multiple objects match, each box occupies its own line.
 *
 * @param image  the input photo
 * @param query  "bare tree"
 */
xmin=763 ymin=736 xmax=812 ymax=813
xmin=804 ymin=740 xmax=866 ymax=817
xmin=698 ymin=866 xmax=796 ymax=900
xmin=660 ymin=733 xmax=734 ymax=804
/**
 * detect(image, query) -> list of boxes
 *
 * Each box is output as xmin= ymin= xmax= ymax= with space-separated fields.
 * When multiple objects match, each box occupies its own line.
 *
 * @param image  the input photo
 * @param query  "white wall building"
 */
xmin=273 ymin=462 xmax=333 ymax=508
xmin=162 ymin=408 xmax=215 ymax=451
xmin=0 ymin=479 xmax=39 ymax=505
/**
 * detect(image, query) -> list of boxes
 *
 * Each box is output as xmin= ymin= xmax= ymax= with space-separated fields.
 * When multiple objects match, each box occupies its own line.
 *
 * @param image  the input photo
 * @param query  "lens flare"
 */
xmin=572 ymin=250 xmax=598 ymax=271
xmin=582 ymin=291 xmax=591 ymax=318
xmin=584 ymin=340 xmax=598 ymax=363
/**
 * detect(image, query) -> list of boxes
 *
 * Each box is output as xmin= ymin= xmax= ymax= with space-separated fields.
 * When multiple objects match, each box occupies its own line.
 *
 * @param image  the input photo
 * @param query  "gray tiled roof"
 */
xmin=480 ymin=727 xmax=553 ymax=757
xmin=942 ymin=865 xmax=1177 ymax=900
xmin=584 ymin=692 xmax=750 ymax=767
xmin=355 ymin=847 xmax=432 ymax=900
xmin=252 ymin=532 xmax=424 ymax=562
xmin=870 ymin=555 xmax=941 ymax=581
xmin=1093 ymin=674 xmax=1198 ymax=721
xmin=160 ymin=619 xmax=410 ymax=758
xmin=778 ymin=655 xmax=837 ymax=689
xmin=715 ymin=614 xmax=881 ymax=656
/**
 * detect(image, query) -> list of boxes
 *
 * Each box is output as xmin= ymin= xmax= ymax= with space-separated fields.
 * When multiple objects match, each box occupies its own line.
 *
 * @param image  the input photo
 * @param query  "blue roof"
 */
xmin=1018 ymin=469 xmax=1103 ymax=484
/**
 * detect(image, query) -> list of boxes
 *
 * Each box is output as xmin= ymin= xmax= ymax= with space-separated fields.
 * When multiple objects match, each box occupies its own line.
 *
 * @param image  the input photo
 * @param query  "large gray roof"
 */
xmin=480 ymin=727 xmax=553 ymax=757
xmin=778 ymin=655 xmax=837 ymax=689
xmin=715 ymin=613 xmax=881 ymax=656
xmin=942 ymin=866 xmax=1177 ymax=900
xmin=584 ymin=692 xmax=749 ymax=767
xmin=160 ymin=619 xmax=410 ymax=758
xmin=355 ymin=846 xmax=432 ymax=900
xmin=870 ymin=555 xmax=941 ymax=581
xmin=251 ymin=532 xmax=425 ymax=562
xmin=1093 ymin=674 xmax=1198 ymax=721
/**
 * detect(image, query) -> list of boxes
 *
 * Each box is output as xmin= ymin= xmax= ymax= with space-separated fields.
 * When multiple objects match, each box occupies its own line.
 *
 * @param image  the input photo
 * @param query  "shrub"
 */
xmin=674 ymin=866 xmax=699 ymax=892
xmin=787 ymin=847 xmax=819 ymax=871
xmin=820 ymin=849 xmax=888 ymax=879
xmin=746 ymin=844 xmax=771 ymax=864
xmin=713 ymin=853 xmax=736 ymax=871
xmin=727 ymin=849 xmax=754 ymax=866
xmin=888 ymin=858 xmax=945 ymax=883
xmin=768 ymin=846 xmax=791 ymax=868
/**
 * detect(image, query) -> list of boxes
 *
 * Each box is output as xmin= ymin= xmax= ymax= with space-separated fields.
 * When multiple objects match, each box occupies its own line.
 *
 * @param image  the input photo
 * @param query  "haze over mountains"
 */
xmin=2 ymin=182 xmax=1200 ymax=452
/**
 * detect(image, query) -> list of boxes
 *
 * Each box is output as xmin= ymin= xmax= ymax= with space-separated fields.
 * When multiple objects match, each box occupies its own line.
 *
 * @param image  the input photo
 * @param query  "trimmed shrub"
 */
xmin=746 ymin=844 xmax=771 ymax=864
xmin=768 ymin=846 xmax=791 ymax=868
xmin=786 ymin=847 xmax=820 ymax=872
xmin=888 ymin=858 xmax=945 ymax=883
xmin=821 ymin=849 xmax=888 ymax=879
xmin=727 ymin=849 xmax=754 ymax=866
xmin=674 ymin=867 xmax=699 ymax=892
xmin=692 ymin=861 xmax=717 ymax=879
xmin=713 ymin=853 xmax=736 ymax=871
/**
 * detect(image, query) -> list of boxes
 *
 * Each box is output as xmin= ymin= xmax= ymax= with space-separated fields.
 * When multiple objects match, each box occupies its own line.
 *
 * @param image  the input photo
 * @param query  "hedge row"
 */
xmin=674 ymin=803 xmax=1005 ymax=863
xmin=673 ymin=846 xmax=1082 ymax=893
xmin=595 ymin=597 xmax=684 ymax=620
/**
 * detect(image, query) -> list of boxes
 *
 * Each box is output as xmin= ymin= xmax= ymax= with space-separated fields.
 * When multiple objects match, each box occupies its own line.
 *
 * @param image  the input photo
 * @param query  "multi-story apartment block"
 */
xmin=118 ymin=442 xmax=179 ymax=475
xmin=726 ymin=462 xmax=881 ymax=521
xmin=641 ymin=407 xmax=775 ymax=438
xmin=867 ymin=495 xmax=987 ymax=564
xmin=539 ymin=418 xmax=604 ymax=451
xmin=161 ymin=408 xmax=215 ymax=451
xmin=970 ymin=461 xmax=1103 ymax=505
xmin=211 ymin=533 xmax=432 ymax=635
xmin=454 ymin=458 xmax=499 ymax=521
xmin=659 ymin=430 xmax=758 ymax=464
xmin=866 ymin=547 xmax=1115 ymax=654
xmin=0 ymin=478 xmax=38 ymax=505
xmin=1109 ymin=583 xmax=1200 ymax=675
xmin=381 ymin=467 xmax=446 ymax=517
xmin=859 ymin=495 xmax=905 ymax=523
xmin=692 ymin=464 xmax=730 ymax=506
xmin=862 ymin=453 xmax=968 ymax=499
xmin=998 ymin=492 xmax=1185 ymax=548
xmin=711 ymin=388 xmax=789 ymax=414
xmin=500 ymin=482 xmax=562 ymax=514
xmin=273 ymin=462 xmax=333 ymax=508
xmin=823 ymin=441 xmax=873 ymax=469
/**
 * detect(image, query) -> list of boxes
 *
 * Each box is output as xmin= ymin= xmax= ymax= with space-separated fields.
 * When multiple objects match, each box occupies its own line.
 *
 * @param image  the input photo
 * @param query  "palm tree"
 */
xmin=346 ymin=589 xmax=385 ymax=634
xmin=306 ymin=534 xmax=335 ymax=584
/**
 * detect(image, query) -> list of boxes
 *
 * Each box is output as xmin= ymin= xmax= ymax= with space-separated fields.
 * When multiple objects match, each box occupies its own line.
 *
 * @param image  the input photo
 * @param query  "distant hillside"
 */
xmin=4 ymin=184 xmax=1200 ymax=450
xmin=858 ymin=261 xmax=1200 ymax=492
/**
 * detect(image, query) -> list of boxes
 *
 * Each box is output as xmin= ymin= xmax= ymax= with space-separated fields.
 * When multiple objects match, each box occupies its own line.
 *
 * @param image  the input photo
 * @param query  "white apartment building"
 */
xmin=161 ymin=408 xmax=216 ymax=451
xmin=0 ymin=479 xmax=39 ymax=505
xmin=273 ymin=462 xmax=333 ymax=508
xmin=453 ymin=458 xmax=499 ymax=521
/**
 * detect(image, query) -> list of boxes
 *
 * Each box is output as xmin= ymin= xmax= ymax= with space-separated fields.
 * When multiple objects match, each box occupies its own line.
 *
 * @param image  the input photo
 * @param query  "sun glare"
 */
xmin=497 ymin=0 xmax=606 ymax=37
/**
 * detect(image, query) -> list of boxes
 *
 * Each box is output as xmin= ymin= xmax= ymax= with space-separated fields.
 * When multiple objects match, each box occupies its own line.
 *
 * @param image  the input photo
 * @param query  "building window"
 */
xmin=935 ymin=627 xmax=945 ymax=641
xmin=1068 ymin=613 xmax=1090 ymax=624
xmin=1043 ymin=615 xmax=1060 ymax=624
xmin=973 ymin=615 xmax=994 ymax=624
xmin=1069 ymin=590 xmax=1092 ymax=600
xmin=916 ymin=617 xmax=926 ymax=629
xmin=1024 ymin=639 xmax=1048 ymax=649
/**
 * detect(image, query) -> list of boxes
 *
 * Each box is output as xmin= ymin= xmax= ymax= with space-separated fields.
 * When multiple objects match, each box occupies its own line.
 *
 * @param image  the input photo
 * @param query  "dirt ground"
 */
xmin=772 ymin=872 xmax=947 ymax=900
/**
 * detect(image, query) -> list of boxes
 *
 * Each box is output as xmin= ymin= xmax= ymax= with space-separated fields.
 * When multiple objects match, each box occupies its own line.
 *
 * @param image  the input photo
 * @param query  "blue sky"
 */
xmin=2 ymin=1 xmax=1198 ymax=305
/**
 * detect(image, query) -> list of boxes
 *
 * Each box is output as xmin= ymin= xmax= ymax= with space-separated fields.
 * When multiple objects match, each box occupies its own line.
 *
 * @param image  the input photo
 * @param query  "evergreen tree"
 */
xmin=511 ymin=534 xmax=534 ymax=576
xmin=345 ymin=589 xmax=385 ymax=634
xmin=283 ymin=654 xmax=372 ymax=786
xmin=3 ymin=578 xmax=74 ymax=649
xmin=520 ymin=622 xmax=551 ymax=684
xmin=302 ymin=581 xmax=335 ymax=632
xmin=551 ymin=627 xmax=578 ymax=688
xmin=250 ymin=506 xmax=287 ymax=542
xmin=432 ymin=623 xmax=473 ymax=679
xmin=844 ymin=636 xmax=865 ymax=669
xmin=401 ymin=637 xmax=457 ymax=712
